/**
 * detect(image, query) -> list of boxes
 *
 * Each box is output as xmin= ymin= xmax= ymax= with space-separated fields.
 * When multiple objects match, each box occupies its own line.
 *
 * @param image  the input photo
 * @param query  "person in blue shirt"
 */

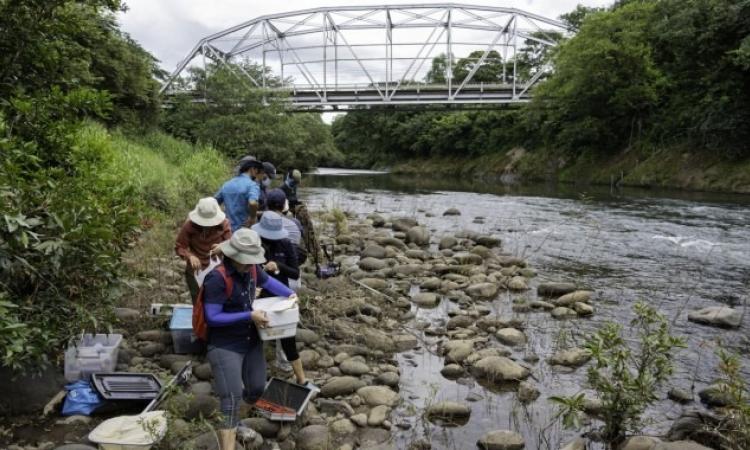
xmin=215 ymin=159 xmax=265 ymax=231
xmin=203 ymin=228 xmax=294 ymax=450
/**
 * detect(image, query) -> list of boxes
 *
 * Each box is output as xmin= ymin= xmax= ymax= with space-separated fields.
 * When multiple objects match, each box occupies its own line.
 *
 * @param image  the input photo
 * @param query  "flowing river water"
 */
xmin=302 ymin=168 xmax=750 ymax=450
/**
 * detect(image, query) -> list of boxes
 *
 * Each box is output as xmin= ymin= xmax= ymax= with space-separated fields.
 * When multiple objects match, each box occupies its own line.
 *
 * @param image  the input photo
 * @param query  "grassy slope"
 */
xmin=390 ymin=146 xmax=750 ymax=194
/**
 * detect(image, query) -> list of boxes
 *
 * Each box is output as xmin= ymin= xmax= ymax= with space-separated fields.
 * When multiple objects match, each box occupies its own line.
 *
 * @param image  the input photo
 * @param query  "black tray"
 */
xmin=91 ymin=373 xmax=162 ymax=401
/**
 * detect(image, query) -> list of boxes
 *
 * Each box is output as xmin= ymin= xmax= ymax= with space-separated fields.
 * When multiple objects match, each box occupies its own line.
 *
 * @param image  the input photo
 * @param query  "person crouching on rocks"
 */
xmin=252 ymin=210 xmax=316 ymax=390
xmin=203 ymin=228 xmax=295 ymax=450
xmin=175 ymin=197 xmax=231 ymax=303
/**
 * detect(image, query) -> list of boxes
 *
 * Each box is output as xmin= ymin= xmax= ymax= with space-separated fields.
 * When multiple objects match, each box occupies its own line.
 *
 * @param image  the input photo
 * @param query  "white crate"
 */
xmin=253 ymin=297 xmax=299 ymax=341
xmin=64 ymin=333 xmax=123 ymax=382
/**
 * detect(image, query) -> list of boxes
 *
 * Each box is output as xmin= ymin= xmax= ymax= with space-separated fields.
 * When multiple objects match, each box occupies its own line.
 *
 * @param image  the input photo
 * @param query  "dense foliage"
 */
xmin=0 ymin=0 xmax=225 ymax=371
xmin=332 ymin=0 xmax=750 ymax=168
xmin=162 ymin=62 xmax=343 ymax=169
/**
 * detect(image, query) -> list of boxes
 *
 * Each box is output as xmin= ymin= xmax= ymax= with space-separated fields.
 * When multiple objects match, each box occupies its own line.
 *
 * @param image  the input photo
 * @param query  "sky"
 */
xmin=118 ymin=0 xmax=613 ymax=73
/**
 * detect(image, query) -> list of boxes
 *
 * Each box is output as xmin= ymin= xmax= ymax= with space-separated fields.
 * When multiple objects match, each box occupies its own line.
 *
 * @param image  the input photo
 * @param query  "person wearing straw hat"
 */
xmin=252 ymin=211 xmax=316 ymax=390
xmin=203 ymin=228 xmax=295 ymax=450
xmin=175 ymin=197 xmax=232 ymax=302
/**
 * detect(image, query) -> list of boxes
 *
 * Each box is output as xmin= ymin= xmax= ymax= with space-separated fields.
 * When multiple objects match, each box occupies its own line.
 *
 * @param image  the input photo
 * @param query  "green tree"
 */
xmin=162 ymin=62 xmax=341 ymax=169
xmin=425 ymin=53 xmax=449 ymax=84
xmin=532 ymin=1 xmax=666 ymax=155
xmin=452 ymin=50 xmax=504 ymax=84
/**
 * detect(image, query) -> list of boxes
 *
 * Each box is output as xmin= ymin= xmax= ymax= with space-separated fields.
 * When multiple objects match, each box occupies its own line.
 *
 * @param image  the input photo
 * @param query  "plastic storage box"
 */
xmin=64 ymin=333 xmax=123 ymax=382
xmin=252 ymin=297 xmax=299 ymax=341
xmin=169 ymin=306 xmax=203 ymax=354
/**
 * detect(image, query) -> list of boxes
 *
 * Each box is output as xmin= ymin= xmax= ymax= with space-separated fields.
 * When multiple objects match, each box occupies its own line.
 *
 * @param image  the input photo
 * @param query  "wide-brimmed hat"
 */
xmin=251 ymin=211 xmax=288 ymax=240
xmin=291 ymin=169 xmax=302 ymax=183
xmin=220 ymin=228 xmax=266 ymax=265
xmin=188 ymin=197 xmax=226 ymax=227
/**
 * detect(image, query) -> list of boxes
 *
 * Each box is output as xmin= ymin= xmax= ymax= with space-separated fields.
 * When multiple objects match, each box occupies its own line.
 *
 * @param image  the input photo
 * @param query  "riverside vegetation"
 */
xmin=331 ymin=0 xmax=750 ymax=193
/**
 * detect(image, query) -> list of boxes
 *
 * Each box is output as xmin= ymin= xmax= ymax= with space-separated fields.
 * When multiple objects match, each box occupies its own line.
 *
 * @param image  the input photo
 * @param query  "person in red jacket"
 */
xmin=175 ymin=197 xmax=231 ymax=302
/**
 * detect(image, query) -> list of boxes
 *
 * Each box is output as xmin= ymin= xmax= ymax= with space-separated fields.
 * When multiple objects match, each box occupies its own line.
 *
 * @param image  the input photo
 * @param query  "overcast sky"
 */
xmin=118 ymin=0 xmax=613 ymax=73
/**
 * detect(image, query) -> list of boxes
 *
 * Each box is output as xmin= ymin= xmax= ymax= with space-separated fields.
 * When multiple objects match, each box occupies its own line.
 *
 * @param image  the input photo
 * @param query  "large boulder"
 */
xmin=495 ymin=328 xmax=526 ymax=346
xmin=412 ymin=292 xmax=439 ymax=307
xmin=477 ymin=430 xmax=525 ymax=450
xmin=392 ymin=217 xmax=419 ymax=232
xmin=321 ymin=376 xmax=366 ymax=397
xmin=551 ymin=307 xmax=578 ymax=319
xmin=653 ymin=442 xmax=712 ymax=450
xmin=439 ymin=236 xmax=459 ymax=250
xmin=620 ymin=436 xmax=662 ymax=450
xmin=507 ymin=276 xmax=529 ymax=291
xmin=357 ymin=386 xmax=400 ymax=407
xmin=425 ymin=401 xmax=471 ymax=421
xmin=362 ymin=245 xmax=388 ymax=259
xmin=442 ymin=340 xmax=475 ymax=364
xmin=406 ymin=226 xmax=430 ymax=246
xmin=340 ymin=359 xmax=370 ymax=376
xmin=453 ymin=252 xmax=484 ymax=265
xmin=466 ymin=283 xmax=499 ymax=299
xmin=471 ymin=356 xmax=530 ymax=382
xmin=553 ymin=290 xmax=593 ymax=306
xmin=687 ymin=306 xmax=742 ymax=328
xmin=548 ymin=348 xmax=591 ymax=368
xmin=359 ymin=257 xmax=388 ymax=271
xmin=296 ymin=425 xmax=331 ymax=450
xmin=537 ymin=282 xmax=577 ymax=297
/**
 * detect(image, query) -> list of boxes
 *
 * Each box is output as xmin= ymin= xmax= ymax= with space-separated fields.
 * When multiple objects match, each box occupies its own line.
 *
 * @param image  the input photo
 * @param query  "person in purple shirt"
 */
xmin=203 ymin=228 xmax=294 ymax=450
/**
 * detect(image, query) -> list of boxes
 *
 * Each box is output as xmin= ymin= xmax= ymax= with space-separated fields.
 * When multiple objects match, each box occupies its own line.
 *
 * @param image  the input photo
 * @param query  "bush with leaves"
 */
xmin=710 ymin=350 xmax=750 ymax=450
xmin=550 ymin=301 xmax=686 ymax=447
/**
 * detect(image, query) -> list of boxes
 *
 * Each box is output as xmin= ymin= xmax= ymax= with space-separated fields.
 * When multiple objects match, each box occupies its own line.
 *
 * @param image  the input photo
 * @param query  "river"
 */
xmin=301 ymin=169 xmax=750 ymax=450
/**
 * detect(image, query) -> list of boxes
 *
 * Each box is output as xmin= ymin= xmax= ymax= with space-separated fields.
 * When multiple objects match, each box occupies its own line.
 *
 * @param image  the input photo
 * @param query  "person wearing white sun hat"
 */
xmin=203 ymin=228 xmax=296 ymax=450
xmin=175 ymin=197 xmax=231 ymax=302
xmin=252 ymin=211 xmax=317 ymax=392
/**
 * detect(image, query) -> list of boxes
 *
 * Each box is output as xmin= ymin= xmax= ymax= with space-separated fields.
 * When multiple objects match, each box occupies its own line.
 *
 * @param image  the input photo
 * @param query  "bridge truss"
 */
xmin=162 ymin=3 xmax=572 ymax=110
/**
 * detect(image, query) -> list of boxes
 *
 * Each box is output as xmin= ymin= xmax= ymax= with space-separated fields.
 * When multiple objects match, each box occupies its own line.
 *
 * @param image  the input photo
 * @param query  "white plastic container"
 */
xmin=252 ymin=297 xmax=299 ymax=341
xmin=88 ymin=410 xmax=167 ymax=450
xmin=64 ymin=333 xmax=123 ymax=382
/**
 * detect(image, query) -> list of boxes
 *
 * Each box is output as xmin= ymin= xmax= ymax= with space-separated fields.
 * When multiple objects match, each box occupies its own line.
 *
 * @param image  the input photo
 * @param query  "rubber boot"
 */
xmin=291 ymin=358 xmax=306 ymax=385
xmin=217 ymin=428 xmax=237 ymax=450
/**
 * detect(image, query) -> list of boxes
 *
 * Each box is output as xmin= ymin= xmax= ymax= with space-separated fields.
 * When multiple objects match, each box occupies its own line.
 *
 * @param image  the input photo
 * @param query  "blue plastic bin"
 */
xmin=169 ymin=306 xmax=203 ymax=354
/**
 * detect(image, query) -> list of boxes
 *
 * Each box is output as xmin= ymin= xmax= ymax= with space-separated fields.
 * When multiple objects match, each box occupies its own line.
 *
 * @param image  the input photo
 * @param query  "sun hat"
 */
xmin=266 ymin=188 xmax=287 ymax=210
xmin=188 ymin=197 xmax=226 ymax=227
xmin=220 ymin=228 xmax=266 ymax=265
xmin=251 ymin=211 xmax=289 ymax=240
xmin=262 ymin=162 xmax=277 ymax=179
xmin=291 ymin=169 xmax=302 ymax=183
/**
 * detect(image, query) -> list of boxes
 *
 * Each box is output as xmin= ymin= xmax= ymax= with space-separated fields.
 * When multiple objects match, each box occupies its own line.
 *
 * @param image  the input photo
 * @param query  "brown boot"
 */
xmin=217 ymin=428 xmax=237 ymax=450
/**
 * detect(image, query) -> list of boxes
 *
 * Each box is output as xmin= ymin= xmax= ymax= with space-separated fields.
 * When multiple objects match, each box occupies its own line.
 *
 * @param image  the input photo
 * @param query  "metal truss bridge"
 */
xmin=162 ymin=4 xmax=572 ymax=110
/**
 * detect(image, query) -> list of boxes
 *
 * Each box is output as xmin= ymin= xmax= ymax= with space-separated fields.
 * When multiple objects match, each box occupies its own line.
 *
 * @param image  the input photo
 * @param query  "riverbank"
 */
xmin=389 ymin=146 xmax=750 ymax=194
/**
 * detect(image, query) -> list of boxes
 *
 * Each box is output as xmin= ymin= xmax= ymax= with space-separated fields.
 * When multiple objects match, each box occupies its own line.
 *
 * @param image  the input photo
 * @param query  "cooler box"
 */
xmin=64 ymin=333 xmax=123 ymax=382
xmin=169 ymin=306 xmax=203 ymax=354
xmin=252 ymin=297 xmax=299 ymax=341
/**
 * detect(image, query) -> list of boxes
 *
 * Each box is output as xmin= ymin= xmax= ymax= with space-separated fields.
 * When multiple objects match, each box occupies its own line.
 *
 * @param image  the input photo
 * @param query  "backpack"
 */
xmin=193 ymin=264 xmax=257 ymax=342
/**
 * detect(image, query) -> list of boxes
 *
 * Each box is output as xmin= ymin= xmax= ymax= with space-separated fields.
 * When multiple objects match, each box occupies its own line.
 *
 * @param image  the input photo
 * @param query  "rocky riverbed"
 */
xmin=1 ymin=206 xmax=744 ymax=450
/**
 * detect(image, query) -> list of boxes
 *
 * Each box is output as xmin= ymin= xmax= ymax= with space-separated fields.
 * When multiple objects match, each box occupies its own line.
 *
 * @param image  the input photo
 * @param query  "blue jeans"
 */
xmin=207 ymin=342 xmax=266 ymax=428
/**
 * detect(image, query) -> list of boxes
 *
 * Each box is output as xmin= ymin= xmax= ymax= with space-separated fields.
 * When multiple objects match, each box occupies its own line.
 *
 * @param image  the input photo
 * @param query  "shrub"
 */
xmin=550 ymin=301 xmax=686 ymax=447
